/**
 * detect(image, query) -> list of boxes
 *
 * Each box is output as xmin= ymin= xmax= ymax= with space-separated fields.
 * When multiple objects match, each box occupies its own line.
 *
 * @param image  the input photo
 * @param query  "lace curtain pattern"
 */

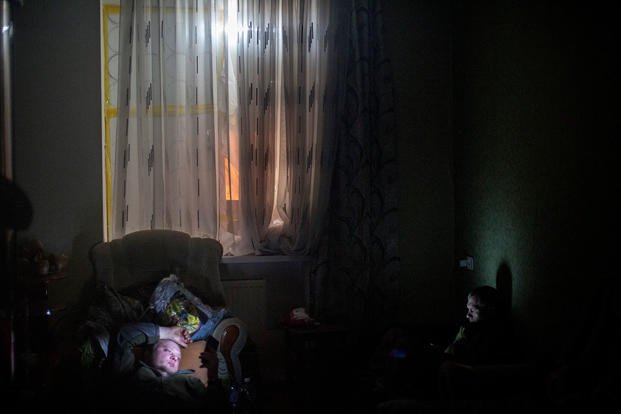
xmin=110 ymin=0 xmax=344 ymax=255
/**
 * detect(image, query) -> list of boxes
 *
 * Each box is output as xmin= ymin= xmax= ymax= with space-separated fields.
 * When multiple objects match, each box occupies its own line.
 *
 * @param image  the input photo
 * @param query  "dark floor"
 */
xmin=256 ymin=379 xmax=374 ymax=414
xmin=5 ymin=357 xmax=553 ymax=414
xmin=255 ymin=379 xmax=544 ymax=414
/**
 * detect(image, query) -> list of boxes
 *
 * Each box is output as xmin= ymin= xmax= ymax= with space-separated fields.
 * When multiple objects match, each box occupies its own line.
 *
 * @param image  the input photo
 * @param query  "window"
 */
xmin=101 ymin=0 xmax=342 ymax=255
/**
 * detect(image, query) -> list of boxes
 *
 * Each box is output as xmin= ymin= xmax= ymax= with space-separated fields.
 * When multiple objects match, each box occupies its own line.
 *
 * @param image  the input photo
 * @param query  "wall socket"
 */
xmin=458 ymin=256 xmax=474 ymax=270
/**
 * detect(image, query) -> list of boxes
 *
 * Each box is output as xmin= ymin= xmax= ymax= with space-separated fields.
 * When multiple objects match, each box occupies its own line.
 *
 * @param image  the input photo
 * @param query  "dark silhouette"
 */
xmin=496 ymin=261 xmax=513 ymax=318
xmin=1 ymin=177 xmax=33 ymax=388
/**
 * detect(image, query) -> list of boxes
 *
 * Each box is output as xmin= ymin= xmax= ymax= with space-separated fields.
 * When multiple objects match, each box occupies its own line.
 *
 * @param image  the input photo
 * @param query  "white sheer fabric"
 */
xmin=110 ymin=0 xmax=342 ymax=255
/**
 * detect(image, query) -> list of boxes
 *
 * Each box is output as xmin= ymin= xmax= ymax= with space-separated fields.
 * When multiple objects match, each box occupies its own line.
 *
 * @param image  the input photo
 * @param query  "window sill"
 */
xmin=221 ymin=255 xmax=315 ymax=264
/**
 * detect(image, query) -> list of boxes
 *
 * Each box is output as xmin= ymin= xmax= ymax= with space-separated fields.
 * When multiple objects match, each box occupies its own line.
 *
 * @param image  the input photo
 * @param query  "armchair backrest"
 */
xmin=90 ymin=229 xmax=226 ymax=307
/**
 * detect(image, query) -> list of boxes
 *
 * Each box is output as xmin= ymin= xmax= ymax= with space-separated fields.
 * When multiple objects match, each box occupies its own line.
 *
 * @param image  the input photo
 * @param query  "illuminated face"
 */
xmin=466 ymin=295 xmax=482 ymax=323
xmin=151 ymin=339 xmax=181 ymax=376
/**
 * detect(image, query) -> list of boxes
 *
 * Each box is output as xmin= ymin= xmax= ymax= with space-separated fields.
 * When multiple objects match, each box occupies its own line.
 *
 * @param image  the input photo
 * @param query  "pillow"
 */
xmin=149 ymin=274 xmax=228 ymax=340
xmin=179 ymin=340 xmax=209 ymax=386
xmin=161 ymin=294 xmax=202 ymax=334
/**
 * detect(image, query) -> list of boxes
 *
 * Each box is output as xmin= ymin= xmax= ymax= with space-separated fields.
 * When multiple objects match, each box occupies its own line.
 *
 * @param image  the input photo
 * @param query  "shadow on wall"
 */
xmin=496 ymin=261 xmax=512 ymax=316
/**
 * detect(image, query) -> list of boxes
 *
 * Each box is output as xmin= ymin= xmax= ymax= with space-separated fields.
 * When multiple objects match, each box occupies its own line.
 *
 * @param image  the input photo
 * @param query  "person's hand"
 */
xmin=159 ymin=325 xmax=191 ymax=347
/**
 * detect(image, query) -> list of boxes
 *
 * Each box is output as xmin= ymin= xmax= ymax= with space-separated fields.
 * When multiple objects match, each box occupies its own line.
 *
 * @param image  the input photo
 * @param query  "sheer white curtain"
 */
xmin=110 ymin=0 xmax=342 ymax=255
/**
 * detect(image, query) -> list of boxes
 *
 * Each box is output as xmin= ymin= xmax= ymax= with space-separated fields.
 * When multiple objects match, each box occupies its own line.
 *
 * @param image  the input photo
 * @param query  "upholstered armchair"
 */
xmin=87 ymin=229 xmax=248 ymax=385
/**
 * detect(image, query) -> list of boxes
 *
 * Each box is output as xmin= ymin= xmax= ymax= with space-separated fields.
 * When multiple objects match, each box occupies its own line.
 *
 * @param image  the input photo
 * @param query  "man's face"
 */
xmin=466 ymin=295 xmax=482 ymax=323
xmin=151 ymin=339 xmax=181 ymax=376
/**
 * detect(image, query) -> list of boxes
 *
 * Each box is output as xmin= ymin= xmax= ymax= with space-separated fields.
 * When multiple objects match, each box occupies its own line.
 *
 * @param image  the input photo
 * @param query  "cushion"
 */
xmin=149 ymin=274 xmax=228 ymax=341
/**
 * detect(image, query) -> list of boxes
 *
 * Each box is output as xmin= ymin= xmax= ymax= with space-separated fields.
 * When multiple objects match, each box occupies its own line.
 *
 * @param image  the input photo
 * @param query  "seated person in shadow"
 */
xmin=106 ymin=322 xmax=229 ymax=412
xmin=439 ymin=285 xmax=519 ymax=400
xmin=370 ymin=285 xmax=518 ymax=406
xmin=443 ymin=285 xmax=512 ymax=364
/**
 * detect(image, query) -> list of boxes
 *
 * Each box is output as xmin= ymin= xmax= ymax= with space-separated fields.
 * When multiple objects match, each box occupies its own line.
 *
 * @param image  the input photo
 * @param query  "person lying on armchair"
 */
xmin=107 ymin=322 xmax=230 ymax=412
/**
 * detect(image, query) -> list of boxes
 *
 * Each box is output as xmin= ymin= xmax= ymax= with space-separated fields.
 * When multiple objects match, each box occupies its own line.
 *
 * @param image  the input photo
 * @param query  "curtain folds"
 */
xmin=109 ymin=0 xmax=400 ymax=329
xmin=312 ymin=0 xmax=400 ymax=332
xmin=110 ymin=0 xmax=344 ymax=256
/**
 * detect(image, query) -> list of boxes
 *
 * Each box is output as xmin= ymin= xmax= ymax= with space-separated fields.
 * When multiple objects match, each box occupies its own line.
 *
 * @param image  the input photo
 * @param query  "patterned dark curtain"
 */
xmin=312 ymin=0 xmax=399 ymax=333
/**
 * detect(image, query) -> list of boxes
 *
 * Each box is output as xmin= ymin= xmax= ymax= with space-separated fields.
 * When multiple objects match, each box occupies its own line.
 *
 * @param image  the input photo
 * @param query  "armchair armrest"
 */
xmin=212 ymin=317 xmax=248 ymax=385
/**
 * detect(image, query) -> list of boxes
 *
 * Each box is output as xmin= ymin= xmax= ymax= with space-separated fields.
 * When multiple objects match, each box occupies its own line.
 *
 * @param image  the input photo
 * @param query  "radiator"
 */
xmin=222 ymin=279 xmax=266 ymax=335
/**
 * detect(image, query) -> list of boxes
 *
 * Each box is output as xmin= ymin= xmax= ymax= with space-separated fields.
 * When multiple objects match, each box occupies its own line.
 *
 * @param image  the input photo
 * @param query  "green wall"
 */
xmin=453 ymin=0 xmax=618 ymax=357
xmin=384 ymin=0 xmax=456 ymax=326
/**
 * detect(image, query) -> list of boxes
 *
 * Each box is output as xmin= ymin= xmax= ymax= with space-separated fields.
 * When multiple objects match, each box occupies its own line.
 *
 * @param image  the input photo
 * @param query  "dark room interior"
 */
xmin=2 ymin=0 xmax=619 ymax=412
